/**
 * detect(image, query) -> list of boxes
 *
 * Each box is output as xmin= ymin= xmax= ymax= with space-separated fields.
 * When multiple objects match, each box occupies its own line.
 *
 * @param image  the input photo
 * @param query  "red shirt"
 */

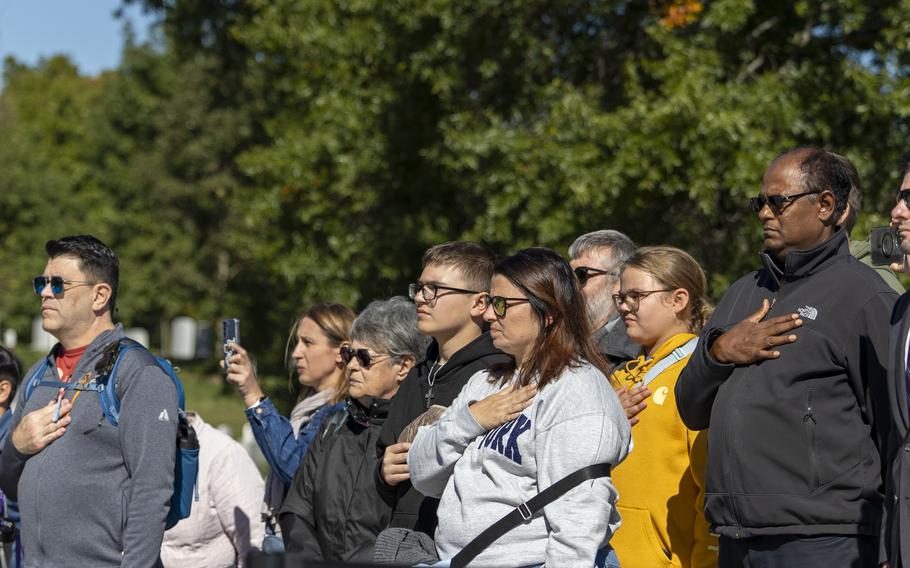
xmin=55 ymin=345 xmax=88 ymax=383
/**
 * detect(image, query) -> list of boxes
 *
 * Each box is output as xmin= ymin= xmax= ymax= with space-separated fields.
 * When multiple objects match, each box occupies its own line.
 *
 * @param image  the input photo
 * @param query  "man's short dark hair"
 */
xmin=830 ymin=153 xmax=862 ymax=234
xmin=0 ymin=346 xmax=21 ymax=400
xmin=777 ymin=147 xmax=852 ymax=221
xmin=900 ymin=152 xmax=910 ymax=178
xmin=45 ymin=235 xmax=120 ymax=313
xmin=422 ymin=241 xmax=497 ymax=293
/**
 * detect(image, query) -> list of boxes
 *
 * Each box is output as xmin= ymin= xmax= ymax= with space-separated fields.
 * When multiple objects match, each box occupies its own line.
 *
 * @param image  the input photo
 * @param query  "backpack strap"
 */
xmin=449 ymin=462 xmax=612 ymax=568
xmin=21 ymin=358 xmax=53 ymax=404
xmin=639 ymin=337 xmax=698 ymax=387
xmin=98 ymin=338 xmax=180 ymax=427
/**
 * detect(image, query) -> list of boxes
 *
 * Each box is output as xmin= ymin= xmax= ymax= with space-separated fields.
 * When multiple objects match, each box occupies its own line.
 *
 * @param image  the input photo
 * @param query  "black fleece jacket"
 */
xmin=374 ymin=332 xmax=511 ymax=535
xmin=676 ymin=229 xmax=897 ymax=539
xmin=280 ymin=397 xmax=391 ymax=562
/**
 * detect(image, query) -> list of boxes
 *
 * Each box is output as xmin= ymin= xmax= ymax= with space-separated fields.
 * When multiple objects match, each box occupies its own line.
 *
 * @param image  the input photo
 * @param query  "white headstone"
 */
xmin=30 ymin=317 xmax=56 ymax=352
xmin=2 ymin=329 xmax=17 ymax=349
xmin=125 ymin=328 xmax=150 ymax=349
xmin=170 ymin=317 xmax=197 ymax=360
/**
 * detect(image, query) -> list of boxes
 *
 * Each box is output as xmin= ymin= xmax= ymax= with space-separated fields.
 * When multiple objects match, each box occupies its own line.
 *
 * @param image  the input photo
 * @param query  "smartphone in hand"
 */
xmin=222 ymin=319 xmax=240 ymax=374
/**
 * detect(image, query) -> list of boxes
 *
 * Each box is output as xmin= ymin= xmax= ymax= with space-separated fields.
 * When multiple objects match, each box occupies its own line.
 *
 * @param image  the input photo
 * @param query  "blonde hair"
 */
xmin=621 ymin=246 xmax=712 ymax=333
xmin=286 ymin=303 xmax=356 ymax=404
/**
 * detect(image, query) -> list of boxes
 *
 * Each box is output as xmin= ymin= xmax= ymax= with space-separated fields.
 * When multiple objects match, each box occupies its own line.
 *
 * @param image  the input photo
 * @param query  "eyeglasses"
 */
xmin=340 ymin=346 xmax=391 ymax=369
xmin=573 ymin=266 xmax=618 ymax=286
xmin=749 ymin=191 xmax=819 ymax=214
xmin=895 ymin=188 xmax=910 ymax=208
xmin=483 ymin=295 xmax=531 ymax=317
xmin=33 ymin=276 xmax=95 ymax=296
xmin=408 ymin=282 xmax=480 ymax=303
xmin=612 ymin=289 xmax=671 ymax=311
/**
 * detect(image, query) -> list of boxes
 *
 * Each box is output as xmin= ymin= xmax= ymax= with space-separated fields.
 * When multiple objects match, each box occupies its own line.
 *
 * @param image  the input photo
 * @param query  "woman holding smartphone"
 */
xmin=224 ymin=303 xmax=355 ymax=509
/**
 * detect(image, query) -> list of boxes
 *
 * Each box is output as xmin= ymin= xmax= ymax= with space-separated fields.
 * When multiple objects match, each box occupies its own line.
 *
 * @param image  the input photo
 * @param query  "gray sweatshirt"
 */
xmin=409 ymin=361 xmax=631 ymax=567
xmin=0 ymin=325 xmax=179 ymax=567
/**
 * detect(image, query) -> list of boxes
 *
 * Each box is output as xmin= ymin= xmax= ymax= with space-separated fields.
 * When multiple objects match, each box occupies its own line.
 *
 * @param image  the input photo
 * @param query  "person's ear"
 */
xmin=92 ymin=283 xmax=113 ymax=313
xmin=396 ymin=355 xmax=416 ymax=381
xmin=335 ymin=341 xmax=350 ymax=366
xmin=469 ymin=294 xmax=488 ymax=318
xmin=0 ymin=380 xmax=13 ymax=407
xmin=670 ymin=288 xmax=690 ymax=316
xmin=817 ymin=191 xmax=837 ymax=223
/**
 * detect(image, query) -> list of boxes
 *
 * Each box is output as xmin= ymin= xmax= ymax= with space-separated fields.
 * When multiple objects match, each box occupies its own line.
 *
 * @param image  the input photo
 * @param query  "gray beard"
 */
xmin=586 ymin=293 xmax=617 ymax=330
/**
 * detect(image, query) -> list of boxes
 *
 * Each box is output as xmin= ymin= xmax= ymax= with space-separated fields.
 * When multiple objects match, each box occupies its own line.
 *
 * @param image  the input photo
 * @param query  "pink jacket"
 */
xmin=161 ymin=414 xmax=266 ymax=567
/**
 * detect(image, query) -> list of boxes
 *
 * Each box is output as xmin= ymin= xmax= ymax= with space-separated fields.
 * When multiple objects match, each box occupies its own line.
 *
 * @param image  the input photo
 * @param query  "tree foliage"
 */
xmin=2 ymin=0 xmax=910 ymax=373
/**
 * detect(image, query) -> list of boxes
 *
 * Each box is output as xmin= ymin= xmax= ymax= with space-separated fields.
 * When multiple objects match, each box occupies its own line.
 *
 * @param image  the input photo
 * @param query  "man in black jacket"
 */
xmin=376 ymin=241 xmax=510 ymax=536
xmin=882 ymin=153 xmax=910 ymax=568
xmin=676 ymin=148 xmax=896 ymax=566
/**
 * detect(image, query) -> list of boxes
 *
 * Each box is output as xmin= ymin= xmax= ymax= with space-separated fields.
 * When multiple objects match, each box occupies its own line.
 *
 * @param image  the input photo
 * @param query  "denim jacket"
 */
xmin=246 ymin=398 xmax=345 ymax=486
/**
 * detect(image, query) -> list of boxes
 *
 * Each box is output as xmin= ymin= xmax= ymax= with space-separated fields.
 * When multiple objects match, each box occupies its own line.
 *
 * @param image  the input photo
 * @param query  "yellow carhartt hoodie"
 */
xmin=609 ymin=333 xmax=717 ymax=568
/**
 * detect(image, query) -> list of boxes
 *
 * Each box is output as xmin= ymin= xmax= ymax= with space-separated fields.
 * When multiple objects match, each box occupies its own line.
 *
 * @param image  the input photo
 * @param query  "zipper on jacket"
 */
xmin=803 ymin=387 xmax=819 ymax=488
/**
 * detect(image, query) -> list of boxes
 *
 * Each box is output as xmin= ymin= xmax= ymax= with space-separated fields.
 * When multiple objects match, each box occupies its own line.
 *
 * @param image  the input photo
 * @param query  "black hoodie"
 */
xmin=676 ymin=229 xmax=897 ymax=539
xmin=374 ymin=332 xmax=511 ymax=534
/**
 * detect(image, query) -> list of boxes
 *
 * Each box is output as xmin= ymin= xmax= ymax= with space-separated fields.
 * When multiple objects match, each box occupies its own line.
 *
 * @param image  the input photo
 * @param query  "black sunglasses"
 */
xmin=573 ymin=266 xmax=618 ymax=286
xmin=749 ymin=191 xmax=819 ymax=214
xmin=895 ymin=188 xmax=910 ymax=208
xmin=340 ymin=346 xmax=391 ymax=369
xmin=33 ymin=276 xmax=95 ymax=296
xmin=483 ymin=295 xmax=531 ymax=317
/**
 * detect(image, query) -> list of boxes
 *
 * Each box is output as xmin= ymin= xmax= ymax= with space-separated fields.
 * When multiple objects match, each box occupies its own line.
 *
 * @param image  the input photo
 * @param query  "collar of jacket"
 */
xmin=346 ymin=396 xmax=391 ymax=426
xmin=759 ymin=228 xmax=847 ymax=286
xmin=45 ymin=324 xmax=127 ymax=375
xmin=414 ymin=332 xmax=508 ymax=384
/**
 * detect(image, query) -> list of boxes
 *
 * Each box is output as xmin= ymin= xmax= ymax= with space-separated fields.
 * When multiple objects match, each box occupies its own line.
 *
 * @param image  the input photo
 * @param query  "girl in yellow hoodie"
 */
xmin=609 ymin=246 xmax=717 ymax=568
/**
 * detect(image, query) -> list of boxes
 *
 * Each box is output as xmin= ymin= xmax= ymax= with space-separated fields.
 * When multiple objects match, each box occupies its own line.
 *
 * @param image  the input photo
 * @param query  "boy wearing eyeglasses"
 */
xmin=375 ymin=241 xmax=511 ymax=538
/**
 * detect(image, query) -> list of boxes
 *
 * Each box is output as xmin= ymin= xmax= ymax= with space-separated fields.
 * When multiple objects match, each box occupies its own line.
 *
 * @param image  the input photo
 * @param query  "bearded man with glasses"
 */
xmin=676 ymin=148 xmax=896 ymax=567
xmin=0 ymin=235 xmax=180 ymax=567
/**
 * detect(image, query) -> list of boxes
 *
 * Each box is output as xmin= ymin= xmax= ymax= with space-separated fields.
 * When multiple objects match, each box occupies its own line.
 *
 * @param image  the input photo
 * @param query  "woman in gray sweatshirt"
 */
xmin=409 ymin=248 xmax=631 ymax=567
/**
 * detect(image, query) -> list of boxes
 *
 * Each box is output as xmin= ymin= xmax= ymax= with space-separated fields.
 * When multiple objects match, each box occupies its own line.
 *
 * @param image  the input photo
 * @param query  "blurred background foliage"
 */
xmin=2 ymin=0 xmax=910 ymax=405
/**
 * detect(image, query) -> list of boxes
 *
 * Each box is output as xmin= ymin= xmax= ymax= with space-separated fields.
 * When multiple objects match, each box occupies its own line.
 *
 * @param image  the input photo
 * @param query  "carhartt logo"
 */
xmin=797 ymin=306 xmax=818 ymax=320
xmin=158 ymin=409 xmax=169 ymax=422
xmin=653 ymin=387 xmax=669 ymax=406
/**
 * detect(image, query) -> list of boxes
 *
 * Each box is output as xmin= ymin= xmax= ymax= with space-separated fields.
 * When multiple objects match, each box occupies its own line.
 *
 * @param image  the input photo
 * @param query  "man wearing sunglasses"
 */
xmin=881 ymin=153 xmax=910 ymax=568
xmin=0 ymin=235 xmax=179 ymax=567
xmin=568 ymin=230 xmax=640 ymax=370
xmin=676 ymin=148 xmax=896 ymax=567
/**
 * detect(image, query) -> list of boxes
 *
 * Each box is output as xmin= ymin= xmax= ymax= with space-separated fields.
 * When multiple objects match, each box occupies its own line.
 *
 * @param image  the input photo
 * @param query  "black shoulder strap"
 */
xmin=450 ymin=462 xmax=612 ymax=568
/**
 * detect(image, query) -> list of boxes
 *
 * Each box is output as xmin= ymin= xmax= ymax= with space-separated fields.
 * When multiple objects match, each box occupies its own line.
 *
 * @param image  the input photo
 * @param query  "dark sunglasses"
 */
xmin=895 ymin=188 xmax=910 ymax=208
xmin=573 ymin=266 xmax=618 ymax=286
xmin=33 ymin=275 xmax=95 ymax=296
xmin=340 ymin=346 xmax=391 ymax=369
xmin=483 ymin=295 xmax=531 ymax=317
xmin=749 ymin=191 xmax=818 ymax=214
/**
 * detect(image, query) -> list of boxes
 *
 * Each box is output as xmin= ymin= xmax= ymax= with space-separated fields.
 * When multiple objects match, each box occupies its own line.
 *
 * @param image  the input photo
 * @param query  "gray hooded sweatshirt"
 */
xmin=409 ymin=361 xmax=631 ymax=567
xmin=0 ymin=325 xmax=179 ymax=567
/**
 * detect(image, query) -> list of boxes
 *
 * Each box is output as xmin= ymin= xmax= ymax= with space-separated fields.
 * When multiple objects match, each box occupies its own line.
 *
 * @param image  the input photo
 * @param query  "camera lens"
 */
xmin=884 ymin=234 xmax=895 ymax=256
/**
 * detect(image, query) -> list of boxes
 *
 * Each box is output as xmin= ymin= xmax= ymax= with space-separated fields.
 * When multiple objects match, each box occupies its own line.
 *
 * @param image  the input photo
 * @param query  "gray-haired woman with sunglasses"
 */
xmin=280 ymin=296 xmax=430 ymax=562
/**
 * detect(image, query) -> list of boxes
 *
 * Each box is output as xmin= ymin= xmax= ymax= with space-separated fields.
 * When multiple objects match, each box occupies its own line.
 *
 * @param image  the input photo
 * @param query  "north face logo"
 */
xmin=797 ymin=306 xmax=818 ymax=320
